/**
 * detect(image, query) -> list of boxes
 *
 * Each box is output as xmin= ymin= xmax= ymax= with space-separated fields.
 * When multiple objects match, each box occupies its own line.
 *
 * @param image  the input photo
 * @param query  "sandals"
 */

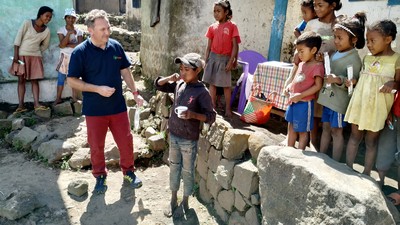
xmin=34 ymin=105 xmax=49 ymax=111
xmin=13 ymin=107 xmax=28 ymax=114
xmin=387 ymin=192 xmax=400 ymax=206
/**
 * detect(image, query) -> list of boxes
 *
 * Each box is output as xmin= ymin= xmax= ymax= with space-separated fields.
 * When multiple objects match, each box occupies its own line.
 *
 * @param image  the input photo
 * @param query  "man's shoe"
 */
xmin=124 ymin=171 xmax=143 ymax=189
xmin=93 ymin=175 xmax=107 ymax=194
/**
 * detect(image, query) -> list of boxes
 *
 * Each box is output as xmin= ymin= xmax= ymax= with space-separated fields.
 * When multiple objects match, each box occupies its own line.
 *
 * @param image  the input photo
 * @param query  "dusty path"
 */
xmin=0 ymin=145 xmax=220 ymax=225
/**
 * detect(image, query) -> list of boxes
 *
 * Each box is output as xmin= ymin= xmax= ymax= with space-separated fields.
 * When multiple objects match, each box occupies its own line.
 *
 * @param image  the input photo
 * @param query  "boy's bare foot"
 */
xmin=163 ymin=203 xmax=178 ymax=218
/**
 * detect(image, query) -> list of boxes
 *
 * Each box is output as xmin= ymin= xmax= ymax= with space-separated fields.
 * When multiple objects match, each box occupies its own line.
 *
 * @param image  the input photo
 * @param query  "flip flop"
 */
xmin=387 ymin=192 xmax=400 ymax=206
xmin=13 ymin=107 xmax=28 ymax=114
xmin=34 ymin=105 xmax=49 ymax=111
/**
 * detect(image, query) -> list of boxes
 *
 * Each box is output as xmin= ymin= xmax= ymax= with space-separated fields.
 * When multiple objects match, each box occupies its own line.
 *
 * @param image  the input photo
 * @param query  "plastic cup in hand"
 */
xmin=174 ymin=106 xmax=188 ymax=118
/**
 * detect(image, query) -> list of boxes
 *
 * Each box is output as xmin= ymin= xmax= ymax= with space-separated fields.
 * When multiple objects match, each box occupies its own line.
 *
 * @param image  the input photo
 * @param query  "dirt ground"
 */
xmin=0 ymin=137 xmax=220 ymax=225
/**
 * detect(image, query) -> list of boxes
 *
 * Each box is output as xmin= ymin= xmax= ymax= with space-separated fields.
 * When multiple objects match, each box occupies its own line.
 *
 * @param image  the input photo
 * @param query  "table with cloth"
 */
xmin=252 ymin=61 xmax=294 ymax=116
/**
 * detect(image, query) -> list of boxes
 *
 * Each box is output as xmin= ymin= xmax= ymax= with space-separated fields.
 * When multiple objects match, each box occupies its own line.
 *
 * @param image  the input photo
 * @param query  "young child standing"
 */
xmin=155 ymin=53 xmax=216 ymax=218
xmin=285 ymin=31 xmax=324 ymax=150
xmin=345 ymin=20 xmax=400 ymax=176
xmin=9 ymin=6 xmax=53 ymax=113
xmin=203 ymin=0 xmax=241 ymax=117
xmin=54 ymin=8 xmax=83 ymax=105
xmin=317 ymin=12 xmax=366 ymax=161
xmin=294 ymin=0 xmax=317 ymax=38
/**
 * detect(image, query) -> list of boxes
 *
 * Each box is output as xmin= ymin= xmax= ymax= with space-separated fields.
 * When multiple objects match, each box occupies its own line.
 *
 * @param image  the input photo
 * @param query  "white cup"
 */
xmin=174 ymin=106 xmax=188 ymax=118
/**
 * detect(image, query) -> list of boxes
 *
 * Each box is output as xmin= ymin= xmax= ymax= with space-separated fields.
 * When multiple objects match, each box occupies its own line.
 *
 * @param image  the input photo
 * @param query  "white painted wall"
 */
xmin=337 ymin=1 xmax=400 ymax=57
xmin=282 ymin=0 xmax=400 ymax=61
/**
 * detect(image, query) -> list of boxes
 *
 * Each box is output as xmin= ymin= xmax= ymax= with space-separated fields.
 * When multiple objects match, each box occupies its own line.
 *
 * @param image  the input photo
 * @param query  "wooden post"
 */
xmin=267 ymin=0 xmax=289 ymax=61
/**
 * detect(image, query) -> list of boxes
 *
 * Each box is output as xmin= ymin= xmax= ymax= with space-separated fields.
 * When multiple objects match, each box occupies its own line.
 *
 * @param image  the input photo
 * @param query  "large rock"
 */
xmin=68 ymin=180 xmax=89 ymax=197
xmin=52 ymin=101 xmax=73 ymax=116
xmin=197 ymin=136 xmax=211 ymax=163
xmin=37 ymin=139 xmax=76 ymax=163
xmin=147 ymin=134 xmax=166 ymax=151
xmin=208 ymin=147 xmax=222 ymax=173
xmin=215 ymin=159 xmax=236 ymax=189
xmin=199 ymin=178 xmax=213 ymax=204
xmin=248 ymin=131 xmax=278 ymax=160
xmin=207 ymin=117 xmax=232 ymax=150
xmin=12 ymin=126 xmax=39 ymax=150
xmin=217 ymin=189 xmax=234 ymax=212
xmin=232 ymin=160 xmax=259 ymax=198
xmin=258 ymin=146 xmax=398 ymax=225
xmin=222 ymin=129 xmax=252 ymax=160
xmin=207 ymin=170 xmax=222 ymax=199
xmin=69 ymin=148 xmax=91 ymax=169
xmin=0 ymin=190 xmax=42 ymax=220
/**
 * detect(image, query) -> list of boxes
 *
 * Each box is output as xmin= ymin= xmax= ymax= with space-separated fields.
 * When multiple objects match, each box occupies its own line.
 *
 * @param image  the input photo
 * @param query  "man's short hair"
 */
xmin=295 ymin=31 xmax=322 ymax=52
xmin=85 ymin=9 xmax=108 ymax=28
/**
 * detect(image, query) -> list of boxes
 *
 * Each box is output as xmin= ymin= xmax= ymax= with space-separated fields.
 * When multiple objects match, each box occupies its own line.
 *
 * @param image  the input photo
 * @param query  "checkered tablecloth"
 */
xmin=252 ymin=61 xmax=293 ymax=111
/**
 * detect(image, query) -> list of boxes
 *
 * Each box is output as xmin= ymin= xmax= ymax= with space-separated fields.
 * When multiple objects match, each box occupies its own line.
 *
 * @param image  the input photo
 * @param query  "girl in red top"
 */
xmin=203 ymin=0 xmax=241 ymax=117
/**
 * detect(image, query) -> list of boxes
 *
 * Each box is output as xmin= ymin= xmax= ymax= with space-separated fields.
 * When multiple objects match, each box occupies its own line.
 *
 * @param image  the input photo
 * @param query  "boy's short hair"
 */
xmin=295 ymin=31 xmax=322 ymax=52
xmin=174 ymin=53 xmax=205 ymax=69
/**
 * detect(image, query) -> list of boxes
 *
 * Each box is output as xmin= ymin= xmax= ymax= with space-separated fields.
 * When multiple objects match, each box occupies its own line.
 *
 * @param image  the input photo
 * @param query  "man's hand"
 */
xmin=97 ymin=86 xmax=116 ymax=97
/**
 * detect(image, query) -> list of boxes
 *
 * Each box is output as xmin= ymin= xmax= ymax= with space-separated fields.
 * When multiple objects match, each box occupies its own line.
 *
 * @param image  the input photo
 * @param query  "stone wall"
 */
xmin=149 ymin=91 xmax=400 ymax=225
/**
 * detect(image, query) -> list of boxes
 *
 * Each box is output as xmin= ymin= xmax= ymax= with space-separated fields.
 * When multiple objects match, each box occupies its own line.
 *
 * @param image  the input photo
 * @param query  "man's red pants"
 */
xmin=86 ymin=111 xmax=134 ymax=177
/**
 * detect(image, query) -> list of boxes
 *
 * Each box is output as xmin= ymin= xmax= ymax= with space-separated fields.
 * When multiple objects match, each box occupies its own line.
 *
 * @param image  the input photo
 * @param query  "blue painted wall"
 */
xmin=0 ymin=0 xmax=74 ymax=82
xmin=268 ymin=0 xmax=288 ymax=61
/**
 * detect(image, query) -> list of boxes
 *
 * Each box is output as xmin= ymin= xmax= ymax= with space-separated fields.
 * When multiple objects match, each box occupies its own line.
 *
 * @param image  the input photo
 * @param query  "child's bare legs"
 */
xmin=223 ymin=87 xmax=232 ymax=117
xmin=31 ymin=79 xmax=42 ymax=108
xmin=287 ymin=123 xmax=298 ymax=147
xmin=54 ymin=85 xmax=64 ymax=105
xmin=298 ymin=132 xmax=309 ymax=150
xmin=363 ymin=131 xmax=379 ymax=176
xmin=209 ymin=85 xmax=217 ymax=109
xmin=320 ymin=122 xmax=332 ymax=154
xmin=310 ymin=117 xmax=321 ymax=151
xmin=377 ymin=170 xmax=387 ymax=189
xmin=17 ymin=76 xmax=26 ymax=109
xmin=331 ymin=127 xmax=344 ymax=161
xmin=346 ymin=124 xmax=364 ymax=169
xmin=164 ymin=191 xmax=178 ymax=217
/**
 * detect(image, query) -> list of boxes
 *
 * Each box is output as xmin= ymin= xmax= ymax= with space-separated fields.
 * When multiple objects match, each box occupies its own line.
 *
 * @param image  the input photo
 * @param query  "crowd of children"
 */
xmin=284 ymin=0 xmax=400 ymax=204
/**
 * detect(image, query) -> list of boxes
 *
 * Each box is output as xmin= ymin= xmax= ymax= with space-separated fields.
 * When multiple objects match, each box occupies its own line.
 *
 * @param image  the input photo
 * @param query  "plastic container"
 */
xmin=134 ymin=107 xmax=140 ymax=131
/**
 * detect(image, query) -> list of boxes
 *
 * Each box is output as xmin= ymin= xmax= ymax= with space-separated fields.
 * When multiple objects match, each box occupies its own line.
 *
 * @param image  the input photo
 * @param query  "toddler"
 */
xmin=285 ymin=31 xmax=324 ymax=150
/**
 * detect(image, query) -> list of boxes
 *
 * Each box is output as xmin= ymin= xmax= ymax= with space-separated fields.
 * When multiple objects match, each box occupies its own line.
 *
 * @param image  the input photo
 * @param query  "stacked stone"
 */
xmin=196 ymin=118 xmax=262 ymax=225
xmin=110 ymin=28 xmax=141 ymax=52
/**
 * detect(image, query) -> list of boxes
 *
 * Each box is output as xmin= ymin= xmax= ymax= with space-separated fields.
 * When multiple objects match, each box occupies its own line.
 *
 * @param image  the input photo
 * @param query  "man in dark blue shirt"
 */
xmin=68 ymin=9 xmax=143 ymax=194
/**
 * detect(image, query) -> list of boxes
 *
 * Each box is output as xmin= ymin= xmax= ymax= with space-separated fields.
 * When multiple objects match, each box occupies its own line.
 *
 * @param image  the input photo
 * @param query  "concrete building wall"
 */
xmin=126 ymin=0 xmax=141 ymax=31
xmin=338 ymin=1 xmax=400 ymax=57
xmin=0 ymin=1 xmax=75 ymax=104
xmin=140 ymin=0 xmax=275 ymax=79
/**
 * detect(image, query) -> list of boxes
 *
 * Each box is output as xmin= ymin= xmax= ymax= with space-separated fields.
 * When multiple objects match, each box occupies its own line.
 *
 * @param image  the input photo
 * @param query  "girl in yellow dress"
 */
xmin=345 ymin=20 xmax=400 ymax=176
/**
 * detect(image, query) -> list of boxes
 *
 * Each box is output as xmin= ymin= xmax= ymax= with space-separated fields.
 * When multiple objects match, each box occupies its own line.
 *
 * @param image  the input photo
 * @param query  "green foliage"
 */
xmin=60 ymin=155 xmax=71 ymax=170
xmin=12 ymin=140 xmax=24 ymax=152
xmin=0 ymin=127 xmax=11 ymax=139
xmin=25 ymin=117 xmax=38 ymax=127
